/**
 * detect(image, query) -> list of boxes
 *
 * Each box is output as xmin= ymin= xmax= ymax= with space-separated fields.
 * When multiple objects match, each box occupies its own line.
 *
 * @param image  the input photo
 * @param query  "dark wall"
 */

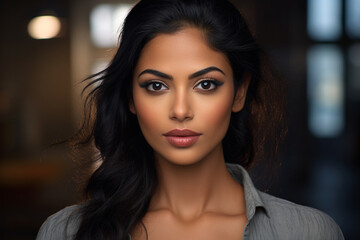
xmin=0 ymin=0 xmax=73 ymax=157
xmin=250 ymin=0 xmax=360 ymax=239
xmin=0 ymin=1 xmax=76 ymax=239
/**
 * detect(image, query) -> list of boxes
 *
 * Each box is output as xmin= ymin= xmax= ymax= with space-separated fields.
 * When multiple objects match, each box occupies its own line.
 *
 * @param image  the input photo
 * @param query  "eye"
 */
xmin=194 ymin=79 xmax=223 ymax=91
xmin=140 ymin=81 xmax=168 ymax=92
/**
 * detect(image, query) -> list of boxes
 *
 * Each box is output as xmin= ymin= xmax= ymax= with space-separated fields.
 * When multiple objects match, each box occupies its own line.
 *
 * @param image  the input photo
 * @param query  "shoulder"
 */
xmin=257 ymin=191 xmax=344 ymax=240
xmin=36 ymin=204 xmax=84 ymax=240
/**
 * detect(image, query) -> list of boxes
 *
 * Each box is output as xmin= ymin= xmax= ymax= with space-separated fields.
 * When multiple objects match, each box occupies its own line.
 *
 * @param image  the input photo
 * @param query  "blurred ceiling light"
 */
xmin=90 ymin=4 xmax=133 ymax=48
xmin=28 ymin=15 xmax=61 ymax=39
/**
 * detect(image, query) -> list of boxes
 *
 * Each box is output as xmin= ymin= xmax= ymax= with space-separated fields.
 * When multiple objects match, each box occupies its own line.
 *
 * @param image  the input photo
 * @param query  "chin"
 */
xmin=155 ymin=146 xmax=221 ymax=168
xmin=169 ymin=158 xmax=203 ymax=167
xmin=154 ymin=150 xmax=207 ymax=166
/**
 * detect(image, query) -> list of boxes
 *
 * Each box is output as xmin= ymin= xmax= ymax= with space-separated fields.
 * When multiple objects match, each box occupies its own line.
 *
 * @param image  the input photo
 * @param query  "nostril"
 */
xmin=169 ymin=103 xmax=194 ymax=121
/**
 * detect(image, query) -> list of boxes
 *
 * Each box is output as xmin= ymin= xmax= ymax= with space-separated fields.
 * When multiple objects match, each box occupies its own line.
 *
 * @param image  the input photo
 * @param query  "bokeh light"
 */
xmin=28 ymin=15 xmax=61 ymax=39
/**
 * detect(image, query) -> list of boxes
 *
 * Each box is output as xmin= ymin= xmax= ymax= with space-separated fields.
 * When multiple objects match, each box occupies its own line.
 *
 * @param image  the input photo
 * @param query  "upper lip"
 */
xmin=163 ymin=129 xmax=201 ymax=136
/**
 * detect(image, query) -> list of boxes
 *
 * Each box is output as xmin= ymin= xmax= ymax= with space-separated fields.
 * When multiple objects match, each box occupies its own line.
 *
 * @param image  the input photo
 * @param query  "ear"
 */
xmin=232 ymin=72 xmax=251 ymax=112
xmin=129 ymin=98 xmax=136 ymax=114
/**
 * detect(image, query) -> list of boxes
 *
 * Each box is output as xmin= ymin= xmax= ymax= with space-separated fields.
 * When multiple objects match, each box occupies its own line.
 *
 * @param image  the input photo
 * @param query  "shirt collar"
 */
xmin=226 ymin=163 xmax=268 ymax=220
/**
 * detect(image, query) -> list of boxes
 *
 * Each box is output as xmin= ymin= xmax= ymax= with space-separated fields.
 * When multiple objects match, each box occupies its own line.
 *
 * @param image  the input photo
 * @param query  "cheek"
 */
xmin=136 ymin=105 xmax=156 ymax=130
xmin=132 ymin=90 xmax=165 ymax=134
xmin=198 ymin=92 xmax=234 ymax=131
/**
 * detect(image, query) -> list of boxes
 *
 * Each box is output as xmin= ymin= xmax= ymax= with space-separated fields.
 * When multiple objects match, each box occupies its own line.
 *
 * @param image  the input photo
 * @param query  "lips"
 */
xmin=163 ymin=129 xmax=202 ymax=148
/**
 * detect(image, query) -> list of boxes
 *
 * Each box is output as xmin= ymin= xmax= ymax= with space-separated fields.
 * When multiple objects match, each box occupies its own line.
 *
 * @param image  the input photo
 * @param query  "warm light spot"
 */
xmin=28 ymin=15 xmax=61 ymax=39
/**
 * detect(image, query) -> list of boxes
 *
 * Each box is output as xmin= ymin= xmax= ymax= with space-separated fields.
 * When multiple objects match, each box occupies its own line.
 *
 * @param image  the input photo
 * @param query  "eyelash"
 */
xmin=194 ymin=78 xmax=224 ymax=92
xmin=139 ymin=78 xmax=224 ymax=93
xmin=139 ymin=81 xmax=168 ymax=92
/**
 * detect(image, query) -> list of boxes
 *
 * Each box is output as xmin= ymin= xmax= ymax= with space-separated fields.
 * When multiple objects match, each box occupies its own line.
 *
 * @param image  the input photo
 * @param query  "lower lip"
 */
xmin=164 ymin=135 xmax=200 ymax=148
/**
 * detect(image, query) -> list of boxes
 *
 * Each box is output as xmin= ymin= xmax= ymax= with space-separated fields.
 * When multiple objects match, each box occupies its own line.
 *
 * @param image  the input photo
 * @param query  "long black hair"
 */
xmin=73 ymin=0 xmax=285 ymax=239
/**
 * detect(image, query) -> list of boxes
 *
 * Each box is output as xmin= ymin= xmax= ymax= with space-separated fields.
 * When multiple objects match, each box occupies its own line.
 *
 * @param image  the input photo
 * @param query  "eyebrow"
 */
xmin=189 ymin=66 xmax=225 ymax=78
xmin=137 ymin=66 xmax=225 ymax=80
xmin=137 ymin=69 xmax=172 ymax=79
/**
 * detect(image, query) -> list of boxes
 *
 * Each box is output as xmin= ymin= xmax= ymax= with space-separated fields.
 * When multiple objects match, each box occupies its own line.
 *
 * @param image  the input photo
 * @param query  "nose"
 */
xmin=169 ymin=88 xmax=194 ymax=121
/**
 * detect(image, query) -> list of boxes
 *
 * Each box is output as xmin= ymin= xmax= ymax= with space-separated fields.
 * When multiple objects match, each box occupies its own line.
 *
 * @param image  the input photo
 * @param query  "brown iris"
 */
xmin=200 ymin=81 xmax=211 ymax=89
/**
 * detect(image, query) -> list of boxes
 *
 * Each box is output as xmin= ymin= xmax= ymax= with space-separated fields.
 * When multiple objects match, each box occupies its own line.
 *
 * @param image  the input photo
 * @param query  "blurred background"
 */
xmin=0 ymin=0 xmax=359 ymax=239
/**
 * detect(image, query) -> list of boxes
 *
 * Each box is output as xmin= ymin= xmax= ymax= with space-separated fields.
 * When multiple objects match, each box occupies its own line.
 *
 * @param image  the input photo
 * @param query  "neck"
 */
xmin=150 ymin=145 xmax=245 ymax=221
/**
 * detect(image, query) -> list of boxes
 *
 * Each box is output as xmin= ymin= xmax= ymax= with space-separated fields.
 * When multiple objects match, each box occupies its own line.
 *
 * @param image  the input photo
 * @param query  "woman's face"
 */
xmin=131 ymin=28 xmax=247 ymax=166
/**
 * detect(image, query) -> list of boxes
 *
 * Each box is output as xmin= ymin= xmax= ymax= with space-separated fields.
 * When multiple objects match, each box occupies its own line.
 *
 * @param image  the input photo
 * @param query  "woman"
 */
xmin=37 ymin=0 xmax=344 ymax=239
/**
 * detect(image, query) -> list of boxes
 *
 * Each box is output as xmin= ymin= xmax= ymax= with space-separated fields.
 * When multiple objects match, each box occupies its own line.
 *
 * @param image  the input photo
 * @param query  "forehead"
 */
xmin=134 ymin=27 xmax=232 ymax=76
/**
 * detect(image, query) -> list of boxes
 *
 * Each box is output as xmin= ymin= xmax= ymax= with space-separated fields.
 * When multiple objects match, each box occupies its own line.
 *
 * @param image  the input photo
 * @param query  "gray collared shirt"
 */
xmin=37 ymin=164 xmax=344 ymax=239
xmin=227 ymin=164 xmax=344 ymax=240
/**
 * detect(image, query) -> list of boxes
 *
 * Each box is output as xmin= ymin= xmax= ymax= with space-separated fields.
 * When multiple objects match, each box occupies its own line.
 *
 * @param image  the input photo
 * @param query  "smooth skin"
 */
xmin=130 ymin=27 xmax=250 ymax=240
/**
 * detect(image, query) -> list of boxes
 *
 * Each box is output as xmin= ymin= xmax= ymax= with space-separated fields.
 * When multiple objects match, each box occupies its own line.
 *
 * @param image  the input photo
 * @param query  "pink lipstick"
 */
xmin=163 ymin=129 xmax=201 ymax=148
